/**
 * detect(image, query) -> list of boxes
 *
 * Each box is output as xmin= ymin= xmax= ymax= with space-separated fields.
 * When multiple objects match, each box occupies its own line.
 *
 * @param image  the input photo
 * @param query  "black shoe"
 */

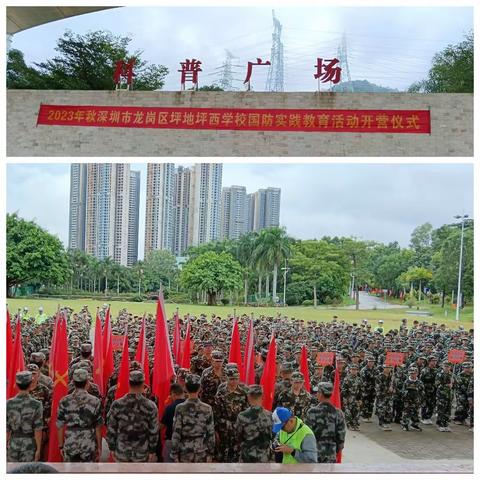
xmin=410 ymin=424 xmax=422 ymax=432
xmin=402 ymin=425 xmax=409 ymax=431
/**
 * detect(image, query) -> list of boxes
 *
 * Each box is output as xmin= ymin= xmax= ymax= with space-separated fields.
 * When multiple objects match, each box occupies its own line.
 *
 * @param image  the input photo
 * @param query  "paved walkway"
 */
xmin=343 ymin=291 xmax=405 ymax=310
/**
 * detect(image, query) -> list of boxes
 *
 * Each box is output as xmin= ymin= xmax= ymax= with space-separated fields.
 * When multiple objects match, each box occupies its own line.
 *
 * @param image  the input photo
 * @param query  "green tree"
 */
xmin=409 ymin=223 xmax=433 ymax=268
xmin=196 ymin=85 xmax=224 ymax=91
xmin=7 ymin=213 xmax=69 ymax=296
xmin=180 ymin=251 xmax=243 ymax=305
xmin=142 ymin=249 xmax=178 ymax=292
xmin=408 ymin=31 xmax=473 ymax=93
xmin=397 ymin=266 xmax=433 ymax=301
xmin=236 ymin=232 xmax=259 ymax=304
xmin=253 ymin=227 xmax=292 ymax=304
xmin=7 ymin=30 xmax=168 ymax=90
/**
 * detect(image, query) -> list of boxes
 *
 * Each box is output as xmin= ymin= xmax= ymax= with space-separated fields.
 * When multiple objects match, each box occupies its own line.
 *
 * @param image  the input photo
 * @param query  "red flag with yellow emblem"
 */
xmin=47 ymin=314 xmax=69 ymax=462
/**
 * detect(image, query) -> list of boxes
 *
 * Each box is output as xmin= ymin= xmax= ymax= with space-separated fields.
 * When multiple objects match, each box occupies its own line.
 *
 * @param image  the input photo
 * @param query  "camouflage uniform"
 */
xmin=419 ymin=364 xmax=437 ymax=421
xmin=374 ymin=369 xmax=394 ymax=427
xmin=401 ymin=373 xmax=424 ymax=430
xmin=359 ymin=364 xmax=376 ymax=419
xmin=7 ymin=392 xmax=43 ymax=462
xmin=214 ymin=378 xmax=249 ymax=462
xmin=305 ymin=383 xmax=346 ymax=463
xmin=275 ymin=388 xmax=312 ymax=421
xmin=273 ymin=378 xmax=292 ymax=410
xmin=190 ymin=355 xmax=212 ymax=376
xmin=435 ymin=368 xmax=453 ymax=429
xmin=467 ymin=376 xmax=474 ymax=428
xmin=171 ymin=398 xmax=215 ymax=462
xmin=200 ymin=366 xmax=226 ymax=407
xmin=341 ymin=369 xmax=362 ymax=429
xmin=107 ymin=388 xmax=159 ymax=461
xmin=453 ymin=367 xmax=473 ymax=423
xmin=56 ymin=372 xmax=103 ymax=462
xmin=393 ymin=365 xmax=407 ymax=423
xmin=235 ymin=402 xmax=273 ymax=462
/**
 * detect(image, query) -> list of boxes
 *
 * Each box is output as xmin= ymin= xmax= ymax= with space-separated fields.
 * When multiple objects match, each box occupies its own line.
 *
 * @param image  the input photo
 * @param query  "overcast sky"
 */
xmin=7 ymin=163 xmax=473 ymax=260
xmin=10 ymin=6 xmax=473 ymax=91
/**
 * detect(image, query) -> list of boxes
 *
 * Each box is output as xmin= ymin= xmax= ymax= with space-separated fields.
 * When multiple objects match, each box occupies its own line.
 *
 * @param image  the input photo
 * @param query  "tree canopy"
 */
xmin=7 ymin=30 xmax=168 ymax=90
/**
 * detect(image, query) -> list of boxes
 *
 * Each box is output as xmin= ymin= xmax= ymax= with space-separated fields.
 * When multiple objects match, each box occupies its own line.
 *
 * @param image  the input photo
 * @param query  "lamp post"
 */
xmin=138 ymin=268 xmax=143 ymax=295
xmin=454 ymin=214 xmax=468 ymax=321
xmin=281 ymin=259 xmax=290 ymax=306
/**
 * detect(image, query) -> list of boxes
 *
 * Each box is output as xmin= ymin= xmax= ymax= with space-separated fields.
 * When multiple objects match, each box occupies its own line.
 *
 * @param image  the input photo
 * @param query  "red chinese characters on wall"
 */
xmin=113 ymin=59 xmax=136 ymax=89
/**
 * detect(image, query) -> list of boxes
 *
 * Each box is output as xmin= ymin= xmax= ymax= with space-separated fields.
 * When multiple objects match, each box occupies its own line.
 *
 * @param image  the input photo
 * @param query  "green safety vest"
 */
xmin=35 ymin=313 xmax=48 ymax=324
xmin=278 ymin=417 xmax=314 ymax=464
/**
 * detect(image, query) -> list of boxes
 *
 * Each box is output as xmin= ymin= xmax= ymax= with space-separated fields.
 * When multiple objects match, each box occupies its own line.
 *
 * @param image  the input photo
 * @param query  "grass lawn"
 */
xmin=7 ymin=297 xmax=473 ymax=332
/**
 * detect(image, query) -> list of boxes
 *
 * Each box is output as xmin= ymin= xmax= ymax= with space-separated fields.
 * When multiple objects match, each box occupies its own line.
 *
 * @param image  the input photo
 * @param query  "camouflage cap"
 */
xmin=366 ymin=355 xmax=375 ymax=362
xmin=129 ymin=370 xmax=145 ymax=383
xmin=226 ymin=369 xmax=240 ymax=379
xmin=212 ymin=350 xmax=224 ymax=361
xmin=30 ymin=352 xmax=46 ymax=363
xmin=72 ymin=368 xmax=89 ymax=382
xmin=441 ymin=361 xmax=452 ymax=367
xmin=130 ymin=360 xmax=142 ymax=371
xmin=291 ymin=371 xmax=304 ymax=382
xmin=383 ymin=364 xmax=393 ymax=369
xmin=317 ymin=382 xmax=333 ymax=396
xmin=247 ymin=384 xmax=263 ymax=396
xmin=26 ymin=363 xmax=39 ymax=372
xmin=409 ymin=366 xmax=418 ymax=372
xmin=428 ymin=355 xmax=437 ymax=362
xmin=185 ymin=374 xmax=201 ymax=386
xmin=81 ymin=343 xmax=92 ymax=353
xmin=462 ymin=361 xmax=473 ymax=368
xmin=349 ymin=363 xmax=359 ymax=370
xmin=16 ymin=370 xmax=33 ymax=385
xmin=281 ymin=362 xmax=294 ymax=373
xmin=203 ymin=340 xmax=213 ymax=347
xmin=75 ymin=360 xmax=92 ymax=371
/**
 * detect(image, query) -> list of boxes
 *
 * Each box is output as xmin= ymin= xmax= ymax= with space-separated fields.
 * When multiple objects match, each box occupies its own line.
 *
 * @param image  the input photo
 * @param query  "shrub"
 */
xmin=302 ymin=299 xmax=314 ymax=306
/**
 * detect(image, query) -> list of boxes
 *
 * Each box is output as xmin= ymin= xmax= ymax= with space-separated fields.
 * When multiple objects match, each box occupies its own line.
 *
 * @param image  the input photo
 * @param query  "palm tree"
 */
xmin=101 ymin=257 xmax=115 ymax=294
xmin=236 ymin=231 xmax=259 ymax=304
xmin=253 ymin=227 xmax=292 ymax=304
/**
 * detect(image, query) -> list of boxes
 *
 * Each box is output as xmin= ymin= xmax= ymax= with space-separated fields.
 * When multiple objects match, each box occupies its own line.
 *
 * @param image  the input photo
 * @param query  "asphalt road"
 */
xmin=344 ymin=291 xmax=405 ymax=310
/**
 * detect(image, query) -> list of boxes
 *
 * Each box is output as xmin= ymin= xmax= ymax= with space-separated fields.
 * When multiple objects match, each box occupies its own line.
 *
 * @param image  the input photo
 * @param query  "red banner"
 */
xmin=385 ymin=352 xmax=404 ymax=367
xmin=36 ymin=104 xmax=431 ymax=134
xmin=112 ymin=335 xmax=125 ymax=352
xmin=316 ymin=352 xmax=335 ymax=366
xmin=448 ymin=349 xmax=466 ymax=364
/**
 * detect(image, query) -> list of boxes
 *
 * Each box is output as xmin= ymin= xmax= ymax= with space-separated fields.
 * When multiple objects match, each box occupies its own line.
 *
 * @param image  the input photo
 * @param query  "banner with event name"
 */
xmin=385 ymin=351 xmax=405 ymax=366
xmin=37 ymin=104 xmax=431 ymax=134
xmin=112 ymin=335 xmax=125 ymax=351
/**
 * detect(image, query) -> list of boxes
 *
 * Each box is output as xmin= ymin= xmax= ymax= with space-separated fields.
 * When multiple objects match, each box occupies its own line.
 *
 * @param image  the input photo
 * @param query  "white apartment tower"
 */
xmin=248 ymin=187 xmax=281 ymax=231
xmin=144 ymin=163 xmax=176 ymax=257
xmin=220 ymin=186 xmax=248 ymax=240
xmin=188 ymin=163 xmax=223 ymax=246
xmin=68 ymin=163 xmax=87 ymax=251
xmin=173 ymin=166 xmax=191 ymax=256
xmin=127 ymin=170 xmax=141 ymax=266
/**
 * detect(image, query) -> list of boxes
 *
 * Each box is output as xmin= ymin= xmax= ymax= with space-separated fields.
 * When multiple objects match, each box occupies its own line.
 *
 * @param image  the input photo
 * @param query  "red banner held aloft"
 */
xmin=37 ymin=104 xmax=431 ymax=134
xmin=316 ymin=352 xmax=335 ymax=366
xmin=112 ymin=335 xmax=125 ymax=351
xmin=448 ymin=349 xmax=466 ymax=364
xmin=385 ymin=352 xmax=405 ymax=367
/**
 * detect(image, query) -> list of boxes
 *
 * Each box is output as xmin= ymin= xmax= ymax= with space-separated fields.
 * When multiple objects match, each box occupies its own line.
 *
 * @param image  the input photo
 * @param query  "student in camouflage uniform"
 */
xmin=453 ymin=361 xmax=473 ymax=425
xmin=214 ymin=368 xmax=249 ymax=462
xmin=200 ymin=350 xmax=226 ymax=406
xmin=106 ymin=370 xmax=159 ymax=462
xmin=235 ymin=384 xmax=273 ymax=463
xmin=6 ymin=371 xmax=44 ymax=462
xmin=190 ymin=341 xmax=213 ymax=375
xmin=56 ymin=369 xmax=103 ymax=462
xmin=374 ymin=364 xmax=394 ymax=431
xmin=467 ymin=376 xmax=474 ymax=431
xmin=29 ymin=352 xmax=53 ymax=391
xmin=26 ymin=364 xmax=52 ymax=459
xmin=171 ymin=374 xmax=215 ymax=462
xmin=341 ymin=364 xmax=362 ymax=430
xmin=393 ymin=362 xmax=408 ymax=423
xmin=68 ymin=361 xmax=102 ymax=400
xmin=305 ymin=382 xmax=346 ymax=463
xmin=273 ymin=362 xmax=294 ymax=409
xmin=435 ymin=362 xmax=453 ymax=432
xmin=401 ymin=366 xmax=424 ymax=432
xmin=276 ymin=371 xmax=313 ymax=420
xmin=419 ymin=356 xmax=438 ymax=425
xmin=360 ymin=356 xmax=377 ymax=422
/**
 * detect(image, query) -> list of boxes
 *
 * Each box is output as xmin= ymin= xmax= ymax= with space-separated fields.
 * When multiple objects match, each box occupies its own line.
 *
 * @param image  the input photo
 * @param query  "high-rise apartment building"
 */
xmin=173 ymin=166 xmax=191 ymax=256
xmin=220 ymin=186 xmax=248 ymax=240
xmin=68 ymin=163 xmax=87 ymax=251
xmin=247 ymin=187 xmax=281 ymax=232
xmin=144 ymin=163 xmax=176 ymax=257
xmin=188 ymin=163 xmax=223 ymax=246
xmin=83 ymin=163 xmax=131 ymax=266
xmin=127 ymin=170 xmax=141 ymax=266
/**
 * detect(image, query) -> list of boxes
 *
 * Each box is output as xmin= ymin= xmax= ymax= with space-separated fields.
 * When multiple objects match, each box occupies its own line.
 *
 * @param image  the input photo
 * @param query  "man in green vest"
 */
xmin=272 ymin=407 xmax=317 ymax=463
xmin=35 ymin=307 xmax=48 ymax=325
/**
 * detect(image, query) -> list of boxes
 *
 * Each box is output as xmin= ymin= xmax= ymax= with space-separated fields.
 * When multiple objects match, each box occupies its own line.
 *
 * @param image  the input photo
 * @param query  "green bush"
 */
xmin=130 ymin=294 xmax=145 ymax=302
xmin=166 ymin=292 xmax=192 ymax=304
xmin=302 ymin=299 xmax=314 ymax=306
xmin=220 ymin=298 xmax=229 ymax=305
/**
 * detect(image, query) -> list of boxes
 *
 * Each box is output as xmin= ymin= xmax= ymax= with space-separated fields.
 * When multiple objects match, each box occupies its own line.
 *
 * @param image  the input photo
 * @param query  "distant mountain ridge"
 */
xmin=331 ymin=79 xmax=400 ymax=93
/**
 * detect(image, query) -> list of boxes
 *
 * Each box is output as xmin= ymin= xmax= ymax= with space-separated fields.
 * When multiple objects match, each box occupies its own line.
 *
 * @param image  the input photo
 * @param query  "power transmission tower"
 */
xmin=219 ymin=50 xmax=236 ymax=91
xmin=265 ymin=10 xmax=284 ymax=92
xmin=336 ymin=33 xmax=353 ymax=92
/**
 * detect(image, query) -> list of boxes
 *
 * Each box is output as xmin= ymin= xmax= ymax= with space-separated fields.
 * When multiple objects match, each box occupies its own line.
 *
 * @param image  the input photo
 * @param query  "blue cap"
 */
xmin=272 ymin=407 xmax=293 ymax=434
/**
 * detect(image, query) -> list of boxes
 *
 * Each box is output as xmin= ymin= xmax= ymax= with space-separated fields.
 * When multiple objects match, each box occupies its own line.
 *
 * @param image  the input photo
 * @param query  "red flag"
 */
xmin=47 ymin=315 xmax=69 ymax=462
xmin=152 ymin=292 xmax=175 ymax=417
xmin=102 ymin=307 xmax=114 ymax=390
xmin=331 ymin=357 xmax=342 ymax=464
xmin=260 ymin=334 xmax=277 ymax=411
xmin=6 ymin=309 xmax=13 ymax=383
xmin=242 ymin=318 xmax=255 ymax=385
xmin=49 ymin=313 xmax=60 ymax=378
xmin=93 ymin=313 xmax=105 ymax=396
xmin=134 ymin=316 xmax=150 ymax=387
xmin=180 ymin=322 xmax=191 ymax=369
xmin=228 ymin=318 xmax=242 ymax=371
xmin=115 ymin=333 xmax=130 ymax=400
xmin=173 ymin=313 xmax=181 ymax=365
xmin=300 ymin=345 xmax=311 ymax=392
xmin=7 ymin=318 xmax=25 ymax=399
